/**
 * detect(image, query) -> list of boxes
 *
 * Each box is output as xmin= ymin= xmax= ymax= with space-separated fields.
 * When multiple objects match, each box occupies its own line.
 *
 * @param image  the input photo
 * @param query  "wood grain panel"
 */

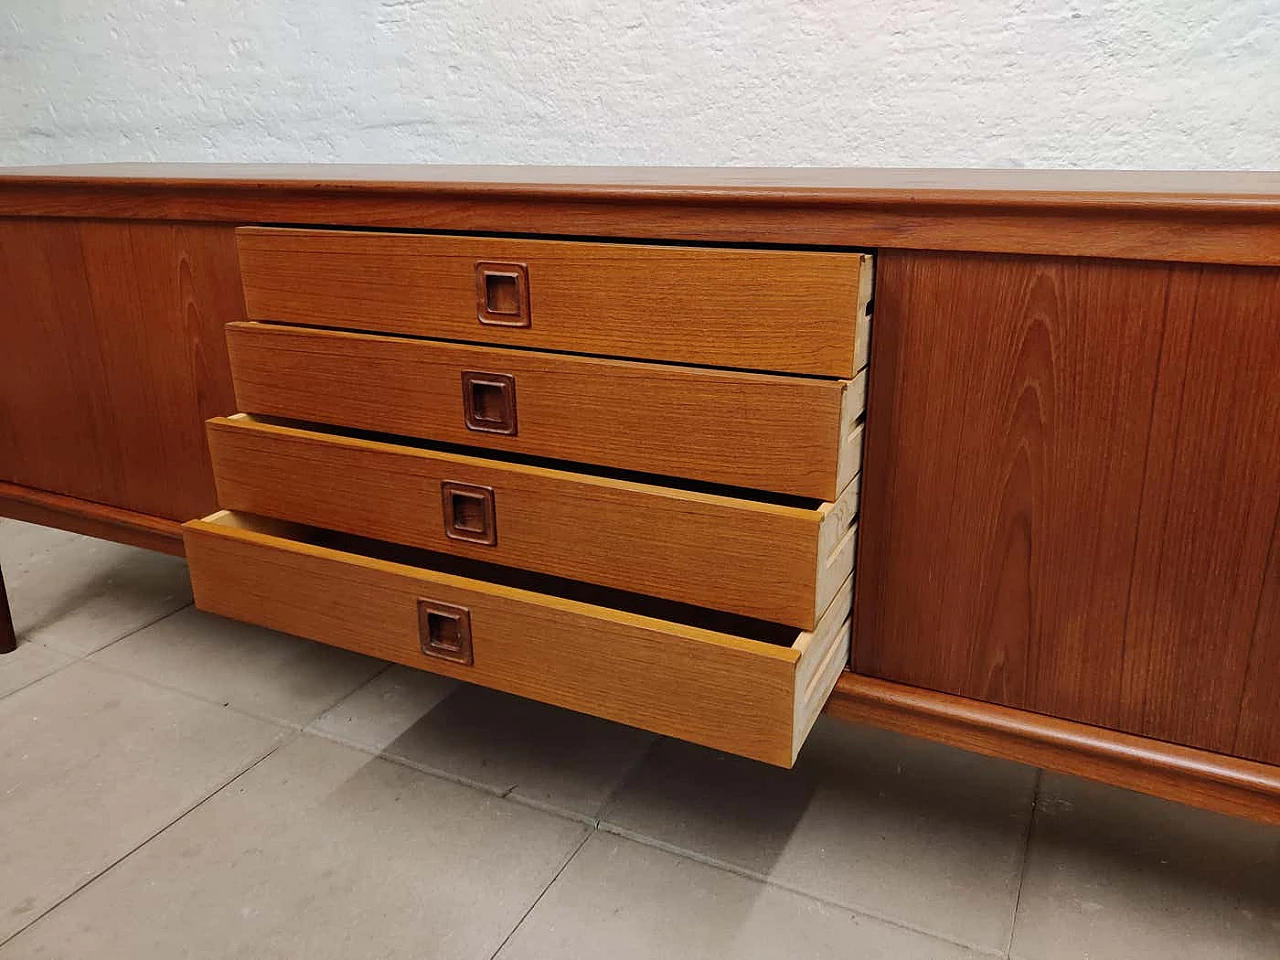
xmin=0 ymin=218 xmax=241 ymax=521
xmin=855 ymin=251 xmax=1280 ymax=757
xmin=185 ymin=510 xmax=852 ymax=766
xmin=225 ymin=322 xmax=862 ymax=500
xmin=855 ymin=251 xmax=1167 ymax=725
xmin=0 ymin=219 xmax=114 ymax=502
xmin=1120 ymin=266 xmax=1280 ymax=753
xmin=1235 ymin=515 xmax=1280 ymax=765
xmin=237 ymin=228 xmax=872 ymax=378
xmin=0 ymin=480 xmax=185 ymax=556
xmin=4 ymin=166 xmax=1280 ymax=265
xmin=207 ymin=415 xmax=859 ymax=628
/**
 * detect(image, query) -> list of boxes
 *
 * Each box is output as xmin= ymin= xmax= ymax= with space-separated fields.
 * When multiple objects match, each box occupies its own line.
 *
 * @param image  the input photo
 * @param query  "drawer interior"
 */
xmin=387 ymin=525 xmax=792 ymax=639
xmin=200 ymin=510 xmax=803 ymax=645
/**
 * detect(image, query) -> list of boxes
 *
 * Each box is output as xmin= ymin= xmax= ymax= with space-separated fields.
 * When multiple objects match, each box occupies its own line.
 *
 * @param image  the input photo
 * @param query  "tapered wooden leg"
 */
xmin=0 ymin=561 xmax=15 ymax=654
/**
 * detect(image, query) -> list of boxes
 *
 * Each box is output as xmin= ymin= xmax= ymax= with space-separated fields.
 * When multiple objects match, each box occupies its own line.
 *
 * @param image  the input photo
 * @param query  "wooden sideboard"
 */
xmin=1 ymin=165 xmax=1278 ymax=821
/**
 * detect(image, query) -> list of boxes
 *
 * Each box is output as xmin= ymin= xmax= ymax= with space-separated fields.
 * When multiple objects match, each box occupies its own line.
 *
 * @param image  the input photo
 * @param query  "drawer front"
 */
xmin=206 ymin=415 xmax=858 ymax=629
xmin=237 ymin=227 xmax=873 ymax=378
xmin=226 ymin=322 xmax=864 ymax=500
xmin=184 ymin=511 xmax=853 ymax=766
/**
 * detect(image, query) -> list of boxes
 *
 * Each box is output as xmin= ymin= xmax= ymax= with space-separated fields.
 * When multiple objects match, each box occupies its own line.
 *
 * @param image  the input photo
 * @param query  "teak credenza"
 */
xmin=1 ymin=165 xmax=1278 ymax=821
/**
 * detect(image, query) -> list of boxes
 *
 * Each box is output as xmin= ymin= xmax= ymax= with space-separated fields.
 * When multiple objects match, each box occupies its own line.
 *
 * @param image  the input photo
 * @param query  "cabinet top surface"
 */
xmin=3 ymin=164 xmax=1280 ymax=207
xmin=5 ymin=165 xmax=1280 ymax=265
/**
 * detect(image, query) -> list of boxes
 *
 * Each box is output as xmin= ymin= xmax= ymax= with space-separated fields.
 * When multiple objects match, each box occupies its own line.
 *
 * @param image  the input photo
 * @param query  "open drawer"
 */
xmin=206 ymin=414 xmax=859 ymax=629
xmin=183 ymin=511 xmax=852 ymax=766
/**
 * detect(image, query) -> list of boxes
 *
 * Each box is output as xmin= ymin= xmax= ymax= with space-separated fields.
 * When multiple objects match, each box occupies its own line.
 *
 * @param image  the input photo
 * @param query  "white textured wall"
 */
xmin=2 ymin=1 xmax=1278 ymax=169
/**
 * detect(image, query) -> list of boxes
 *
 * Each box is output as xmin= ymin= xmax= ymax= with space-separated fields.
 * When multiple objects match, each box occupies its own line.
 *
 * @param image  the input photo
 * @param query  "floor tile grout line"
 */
xmin=300 ymin=713 xmax=635 ymax=830
xmin=379 ymin=750 xmax=517 ymax=803
xmin=1002 ymin=767 xmax=1045 ymax=960
xmin=12 ymin=597 xmax=189 ymax=677
xmin=36 ymin=600 xmax=196 ymax=664
xmin=297 ymin=714 xmax=628 ymax=832
xmin=310 ymin=659 xmax=395 ymax=715
xmin=593 ymin=733 xmax=663 ymax=824
xmin=91 ymin=600 xmax=196 ymax=654
xmin=291 ymin=657 xmax=398 ymax=732
xmin=487 ymin=827 xmax=596 ymax=960
xmin=82 ymin=650 xmax=395 ymax=736
xmin=293 ymin=676 xmax=597 ymax=821
xmin=300 ymin=674 xmax=652 ymax=829
xmin=0 ymin=728 xmax=301 ymax=950
xmin=0 ymin=655 xmax=77 ymax=704
xmin=0 ymin=555 xmax=193 ymax=702
xmin=304 ymin=728 xmax=570 ymax=818
xmin=75 ymin=655 xmax=309 ymax=732
xmin=595 ymin=820 xmax=1004 ymax=958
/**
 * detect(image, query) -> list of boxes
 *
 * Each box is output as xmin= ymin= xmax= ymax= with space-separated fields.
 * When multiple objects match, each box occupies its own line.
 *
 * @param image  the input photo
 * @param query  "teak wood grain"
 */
xmin=206 ymin=415 xmax=858 ymax=628
xmin=856 ymin=251 xmax=1167 ymax=721
xmin=184 ymin=510 xmax=852 ymax=766
xmin=237 ymin=227 xmax=873 ymax=378
xmin=0 ymin=481 xmax=185 ymax=557
xmin=225 ymin=322 xmax=864 ymax=500
xmin=855 ymin=250 xmax=1280 ymax=759
xmin=1120 ymin=266 xmax=1280 ymax=758
xmin=0 ymin=218 xmax=240 ymax=522
xmin=1236 ymin=515 xmax=1280 ymax=765
xmin=5 ymin=166 xmax=1280 ymax=265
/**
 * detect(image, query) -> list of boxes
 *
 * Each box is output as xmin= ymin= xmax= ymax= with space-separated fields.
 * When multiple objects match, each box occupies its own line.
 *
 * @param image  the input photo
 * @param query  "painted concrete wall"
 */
xmin=2 ymin=1 xmax=1277 ymax=168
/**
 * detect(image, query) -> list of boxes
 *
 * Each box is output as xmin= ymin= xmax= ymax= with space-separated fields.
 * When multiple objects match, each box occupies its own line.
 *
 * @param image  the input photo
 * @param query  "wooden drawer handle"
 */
xmin=475 ymin=261 xmax=530 ymax=327
xmin=461 ymin=371 xmax=518 ymax=436
xmin=441 ymin=481 xmax=497 ymax=546
xmin=417 ymin=598 xmax=474 ymax=665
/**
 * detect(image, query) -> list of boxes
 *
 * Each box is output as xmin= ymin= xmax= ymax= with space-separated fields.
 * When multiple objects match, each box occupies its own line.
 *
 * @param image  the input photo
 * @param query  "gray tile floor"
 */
xmin=0 ymin=518 xmax=1277 ymax=960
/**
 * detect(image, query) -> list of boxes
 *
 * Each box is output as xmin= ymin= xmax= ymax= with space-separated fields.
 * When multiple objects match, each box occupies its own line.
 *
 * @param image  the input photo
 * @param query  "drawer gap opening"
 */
xmin=250 ymin=221 xmax=877 ymax=255
xmin=219 ymin=511 xmax=803 ymax=647
xmin=241 ymin=414 xmax=828 ymax=511
xmin=249 ymin=319 xmax=851 ymax=382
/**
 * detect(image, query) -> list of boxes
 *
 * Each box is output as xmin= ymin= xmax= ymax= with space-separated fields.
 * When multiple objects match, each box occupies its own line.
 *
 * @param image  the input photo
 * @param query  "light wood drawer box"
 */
xmin=225 ymin=322 xmax=866 ymax=501
xmin=206 ymin=414 xmax=859 ymax=630
xmin=183 ymin=511 xmax=852 ymax=766
xmin=236 ymin=227 xmax=873 ymax=378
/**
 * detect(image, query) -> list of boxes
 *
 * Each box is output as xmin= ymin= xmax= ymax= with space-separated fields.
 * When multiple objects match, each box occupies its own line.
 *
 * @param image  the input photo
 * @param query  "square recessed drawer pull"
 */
xmin=417 ymin=599 xmax=474 ymax=665
xmin=442 ymin=481 xmax=497 ymax=546
xmin=476 ymin=261 xmax=530 ymax=327
xmin=461 ymin=371 xmax=518 ymax=436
